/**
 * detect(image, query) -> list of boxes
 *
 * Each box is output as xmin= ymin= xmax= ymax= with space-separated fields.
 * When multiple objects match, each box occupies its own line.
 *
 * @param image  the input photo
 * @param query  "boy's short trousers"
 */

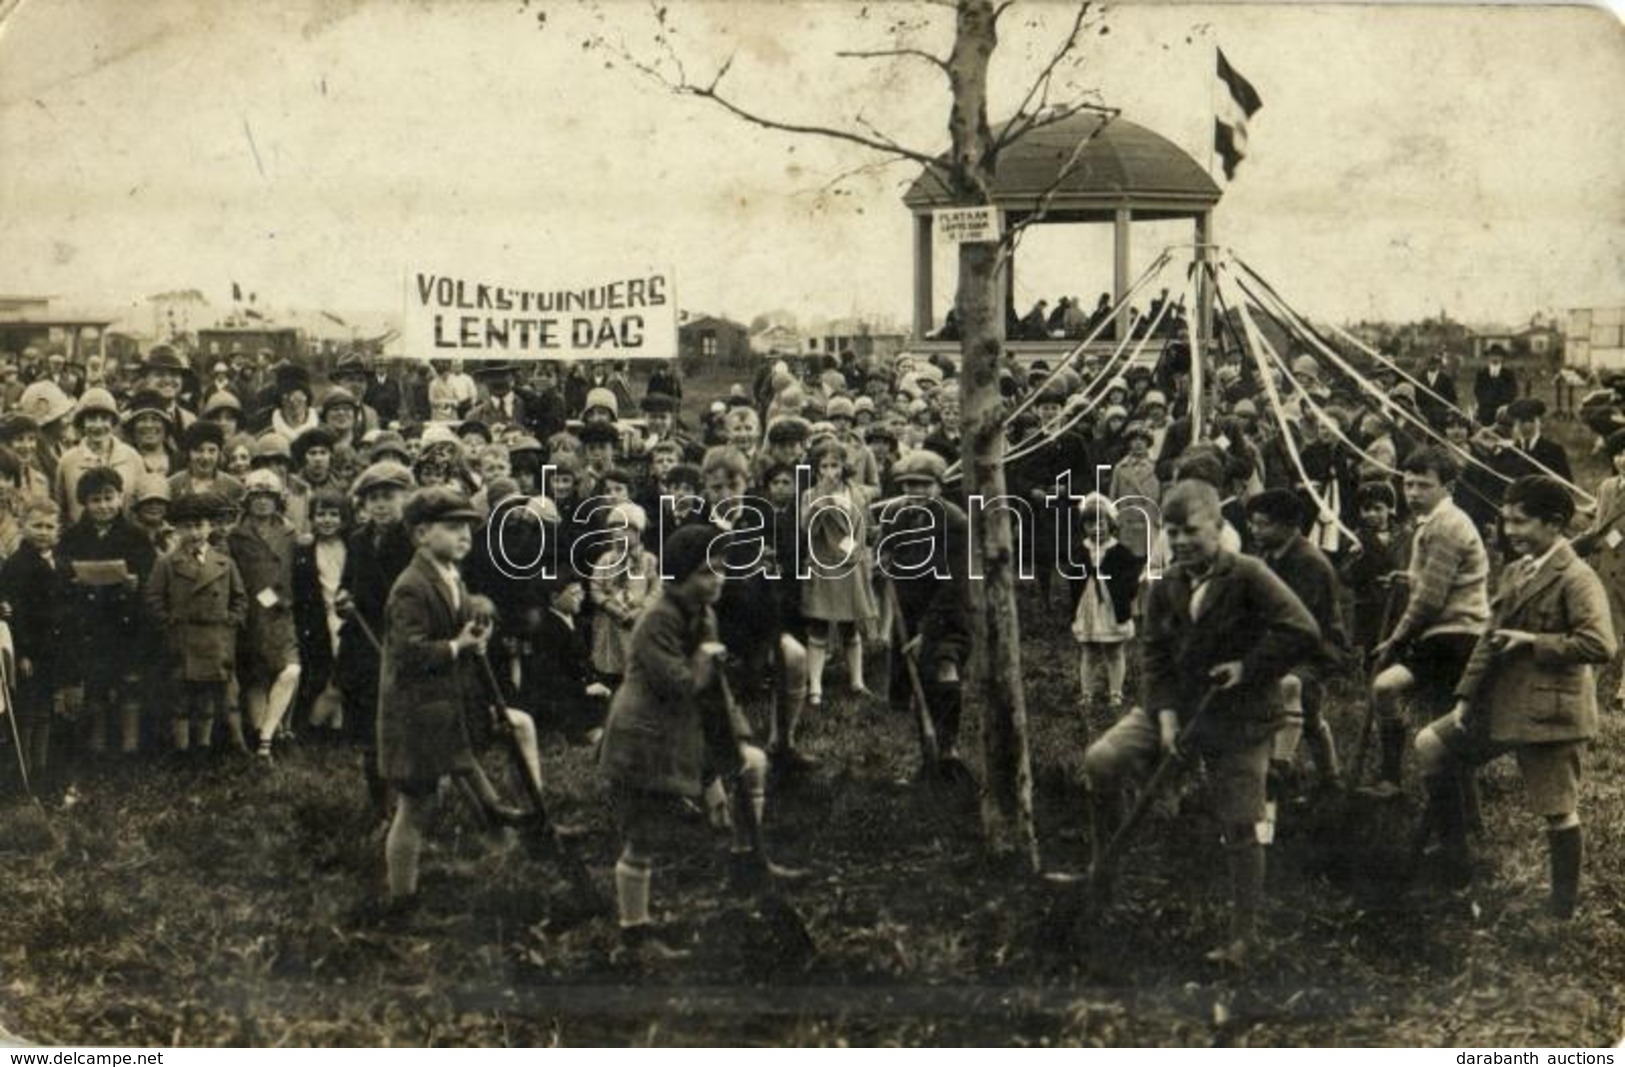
xmin=1393 ymin=632 xmax=1479 ymax=714
xmin=1423 ymin=711 xmax=1585 ymax=817
xmin=1083 ymin=706 xmax=1270 ymax=826
xmin=612 ymin=785 xmax=708 ymax=857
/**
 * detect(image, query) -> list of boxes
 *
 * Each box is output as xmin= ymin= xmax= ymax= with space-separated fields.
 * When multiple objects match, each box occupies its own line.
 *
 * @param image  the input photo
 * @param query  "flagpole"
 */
xmin=1207 ymin=46 xmax=1219 ymax=180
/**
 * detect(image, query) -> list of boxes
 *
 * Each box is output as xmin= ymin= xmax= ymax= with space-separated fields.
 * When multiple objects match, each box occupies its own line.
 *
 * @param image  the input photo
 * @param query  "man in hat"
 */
xmin=1082 ymin=480 xmax=1320 ymax=967
xmin=362 ymin=357 xmax=405 ymax=428
xmin=1418 ymin=350 xmax=1460 ymax=430
xmin=640 ymin=392 xmax=702 ymax=464
xmin=1501 ymin=397 xmax=1572 ymax=485
xmin=1007 ymin=385 xmax=1093 ymax=611
xmin=137 ymin=345 xmax=198 ymax=430
xmin=646 ymin=359 xmax=683 ymax=403
xmin=878 ymin=450 xmax=974 ymax=778
xmin=465 ymin=362 xmax=532 ymax=432
xmin=1473 ymin=345 xmax=1520 ymax=428
xmin=523 ymin=363 xmax=568 ymax=441
xmin=55 ymin=388 xmax=145 ymax=523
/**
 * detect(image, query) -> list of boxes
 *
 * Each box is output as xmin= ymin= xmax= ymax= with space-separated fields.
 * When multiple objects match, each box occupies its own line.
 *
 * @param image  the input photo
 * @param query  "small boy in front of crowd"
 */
xmin=146 ymin=491 xmax=248 ymax=755
xmin=0 ymin=499 xmax=68 ymax=790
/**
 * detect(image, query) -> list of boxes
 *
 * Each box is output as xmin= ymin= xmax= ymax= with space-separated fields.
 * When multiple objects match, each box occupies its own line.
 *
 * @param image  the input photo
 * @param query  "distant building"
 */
xmin=749 ymin=323 xmax=803 ymax=358
xmin=805 ymin=317 xmax=908 ymax=360
xmin=0 ymin=294 xmax=113 ymax=362
xmin=1565 ymin=307 xmax=1625 ymax=372
xmin=678 ymin=315 xmax=750 ymax=365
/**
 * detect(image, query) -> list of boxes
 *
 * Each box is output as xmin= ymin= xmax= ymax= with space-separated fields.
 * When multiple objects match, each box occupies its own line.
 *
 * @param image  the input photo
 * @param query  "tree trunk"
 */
xmin=948 ymin=0 xmax=1039 ymax=870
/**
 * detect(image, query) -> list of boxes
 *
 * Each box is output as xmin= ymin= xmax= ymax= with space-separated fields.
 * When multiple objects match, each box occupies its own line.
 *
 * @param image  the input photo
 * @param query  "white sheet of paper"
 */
xmin=838 ymin=535 xmax=857 ymax=556
xmin=1606 ymin=529 xmax=1623 ymax=550
xmin=257 ymin=588 xmax=280 ymax=608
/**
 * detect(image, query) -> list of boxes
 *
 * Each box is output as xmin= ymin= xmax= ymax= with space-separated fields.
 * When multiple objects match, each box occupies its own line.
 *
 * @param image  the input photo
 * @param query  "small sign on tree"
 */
xmin=935 ymin=205 xmax=1000 ymax=244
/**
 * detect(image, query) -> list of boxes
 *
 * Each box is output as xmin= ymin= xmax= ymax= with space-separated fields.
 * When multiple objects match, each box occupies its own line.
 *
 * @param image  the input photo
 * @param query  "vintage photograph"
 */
xmin=0 ymin=0 xmax=1622 ymax=1048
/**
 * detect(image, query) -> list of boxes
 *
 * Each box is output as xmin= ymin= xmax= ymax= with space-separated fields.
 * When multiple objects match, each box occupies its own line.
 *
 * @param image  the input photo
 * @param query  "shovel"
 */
xmin=884 ymin=582 xmax=976 ymax=791
xmin=473 ymin=650 xmax=610 ymax=920
xmin=1082 ymin=690 xmax=1215 ymax=891
xmin=713 ymin=667 xmax=817 ymax=964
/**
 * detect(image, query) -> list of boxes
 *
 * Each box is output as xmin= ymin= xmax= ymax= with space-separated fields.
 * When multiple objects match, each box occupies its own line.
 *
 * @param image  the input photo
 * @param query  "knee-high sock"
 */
xmin=1078 ymin=645 xmax=1097 ymax=703
xmin=806 ymin=639 xmax=828 ymax=700
xmin=615 ymin=856 xmax=652 ymax=927
xmin=1378 ymin=719 xmax=1407 ymax=784
xmin=1227 ymin=839 xmax=1265 ymax=944
xmin=845 ymin=636 xmax=865 ymax=692
xmin=1547 ymin=822 xmax=1582 ymax=919
xmin=118 ymin=701 xmax=141 ymax=755
xmin=1103 ymin=645 xmax=1126 ymax=705
xmin=245 ymin=687 xmax=268 ymax=737
xmin=385 ymin=794 xmax=429 ymax=900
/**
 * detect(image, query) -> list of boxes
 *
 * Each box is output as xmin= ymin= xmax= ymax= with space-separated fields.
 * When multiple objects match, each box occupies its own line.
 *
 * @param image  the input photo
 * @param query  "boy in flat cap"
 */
xmin=146 ymin=491 xmax=248 ymax=755
xmin=376 ymin=486 xmax=518 ymax=916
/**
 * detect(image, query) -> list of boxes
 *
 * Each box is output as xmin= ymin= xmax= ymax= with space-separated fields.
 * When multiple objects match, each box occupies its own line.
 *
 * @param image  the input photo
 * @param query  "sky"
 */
xmin=0 ymin=0 xmax=1621 ymax=338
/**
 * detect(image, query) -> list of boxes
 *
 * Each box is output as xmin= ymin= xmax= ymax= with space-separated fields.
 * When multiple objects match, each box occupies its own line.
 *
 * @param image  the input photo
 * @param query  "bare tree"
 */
xmin=572 ymin=0 xmax=1108 ymax=870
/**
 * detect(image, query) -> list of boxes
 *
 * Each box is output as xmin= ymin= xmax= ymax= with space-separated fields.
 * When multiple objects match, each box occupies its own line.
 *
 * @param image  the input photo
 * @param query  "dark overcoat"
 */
xmin=375 ymin=552 xmax=480 ymax=784
xmin=145 ymin=547 xmax=247 ymax=682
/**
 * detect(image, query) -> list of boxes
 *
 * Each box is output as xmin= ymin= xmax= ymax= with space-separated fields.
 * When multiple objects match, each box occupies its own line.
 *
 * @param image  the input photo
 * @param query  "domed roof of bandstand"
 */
xmin=902 ymin=113 xmax=1221 ymax=219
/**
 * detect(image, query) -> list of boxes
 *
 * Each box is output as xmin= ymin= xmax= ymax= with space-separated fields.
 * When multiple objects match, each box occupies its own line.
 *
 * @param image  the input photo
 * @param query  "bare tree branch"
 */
xmin=587 ymin=7 xmax=948 ymax=173
xmin=991 ymin=2 xmax=1095 ymax=156
xmin=836 ymin=46 xmax=951 ymax=74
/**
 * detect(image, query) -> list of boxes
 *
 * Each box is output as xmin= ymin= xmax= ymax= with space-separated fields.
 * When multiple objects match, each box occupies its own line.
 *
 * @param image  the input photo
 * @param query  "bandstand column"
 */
xmin=1192 ymin=209 xmax=1214 ymax=440
xmin=912 ymin=213 xmax=935 ymax=341
xmin=1113 ymin=207 xmax=1132 ymax=342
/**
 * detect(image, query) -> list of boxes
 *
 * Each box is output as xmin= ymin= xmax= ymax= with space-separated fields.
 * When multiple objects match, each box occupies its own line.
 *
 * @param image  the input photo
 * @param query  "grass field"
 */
xmin=0 ymin=365 xmax=1620 ymax=1047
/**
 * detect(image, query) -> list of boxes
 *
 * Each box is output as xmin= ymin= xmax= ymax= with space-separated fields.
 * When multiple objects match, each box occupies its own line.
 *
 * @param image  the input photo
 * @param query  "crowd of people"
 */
xmin=0 ymin=329 xmax=1616 ymax=967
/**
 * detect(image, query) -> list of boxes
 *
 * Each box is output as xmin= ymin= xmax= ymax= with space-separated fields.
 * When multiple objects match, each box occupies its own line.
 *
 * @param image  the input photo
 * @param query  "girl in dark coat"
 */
xmin=229 ymin=469 xmax=303 ymax=761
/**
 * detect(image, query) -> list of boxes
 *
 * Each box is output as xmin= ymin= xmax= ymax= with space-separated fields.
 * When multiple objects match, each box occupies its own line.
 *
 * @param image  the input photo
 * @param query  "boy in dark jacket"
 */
xmin=1082 ymin=480 xmax=1319 ymax=967
xmin=598 ymin=523 xmax=794 ymax=962
xmin=0 ymin=499 xmax=67 ymax=789
xmin=1245 ymin=488 xmax=1350 ymax=793
xmin=146 ymin=492 xmax=248 ymax=754
xmin=58 ymin=466 xmax=157 ymax=767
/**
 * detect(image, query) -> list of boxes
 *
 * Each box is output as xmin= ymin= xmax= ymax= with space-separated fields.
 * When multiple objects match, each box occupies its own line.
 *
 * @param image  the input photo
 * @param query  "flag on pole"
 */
xmin=231 ymin=281 xmax=243 ymax=302
xmin=1214 ymin=48 xmax=1262 ymax=180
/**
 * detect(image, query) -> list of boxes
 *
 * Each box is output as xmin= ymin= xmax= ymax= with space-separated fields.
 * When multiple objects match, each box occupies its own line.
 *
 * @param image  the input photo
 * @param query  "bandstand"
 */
xmin=902 ymin=113 xmax=1221 ymax=359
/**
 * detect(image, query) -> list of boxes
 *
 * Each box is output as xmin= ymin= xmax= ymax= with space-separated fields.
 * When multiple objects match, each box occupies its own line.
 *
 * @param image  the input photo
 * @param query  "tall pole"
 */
xmin=1191 ymin=210 xmax=1214 ymax=441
